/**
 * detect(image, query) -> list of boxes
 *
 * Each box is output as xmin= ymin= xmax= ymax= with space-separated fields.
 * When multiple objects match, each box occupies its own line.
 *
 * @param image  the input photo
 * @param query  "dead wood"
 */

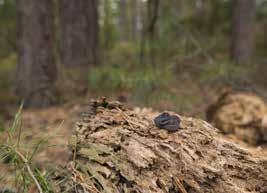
xmin=207 ymin=91 xmax=267 ymax=144
xmin=54 ymin=98 xmax=267 ymax=193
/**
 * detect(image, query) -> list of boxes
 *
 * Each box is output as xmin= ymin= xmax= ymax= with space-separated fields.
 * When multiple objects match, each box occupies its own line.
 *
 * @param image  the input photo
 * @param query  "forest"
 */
xmin=0 ymin=0 xmax=267 ymax=193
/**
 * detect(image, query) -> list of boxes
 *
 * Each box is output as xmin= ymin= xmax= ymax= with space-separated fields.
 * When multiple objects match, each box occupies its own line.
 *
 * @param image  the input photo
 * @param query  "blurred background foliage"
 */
xmin=0 ymin=0 xmax=267 ymax=116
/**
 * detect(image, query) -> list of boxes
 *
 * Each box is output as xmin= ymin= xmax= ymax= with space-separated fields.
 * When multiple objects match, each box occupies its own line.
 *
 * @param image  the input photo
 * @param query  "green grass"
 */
xmin=0 ymin=105 xmax=55 ymax=193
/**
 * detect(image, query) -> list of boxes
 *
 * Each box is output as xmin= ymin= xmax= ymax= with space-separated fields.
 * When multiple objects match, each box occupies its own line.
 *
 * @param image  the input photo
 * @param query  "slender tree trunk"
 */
xmin=88 ymin=0 xmax=99 ymax=65
xmin=103 ymin=0 xmax=111 ymax=49
xmin=264 ymin=20 xmax=267 ymax=51
xmin=139 ymin=2 xmax=146 ymax=65
xmin=207 ymin=0 xmax=222 ymax=34
xmin=118 ymin=0 xmax=128 ymax=41
xmin=16 ymin=0 xmax=57 ymax=108
xmin=131 ymin=0 xmax=138 ymax=41
xmin=147 ymin=0 xmax=159 ymax=66
xmin=230 ymin=0 xmax=256 ymax=65
xmin=139 ymin=0 xmax=159 ymax=66
xmin=59 ymin=0 xmax=99 ymax=67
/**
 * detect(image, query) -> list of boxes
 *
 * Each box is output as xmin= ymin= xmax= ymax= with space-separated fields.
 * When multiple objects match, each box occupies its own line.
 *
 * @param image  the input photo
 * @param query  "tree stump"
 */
xmin=54 ymin=98 xmax=267 ymax=193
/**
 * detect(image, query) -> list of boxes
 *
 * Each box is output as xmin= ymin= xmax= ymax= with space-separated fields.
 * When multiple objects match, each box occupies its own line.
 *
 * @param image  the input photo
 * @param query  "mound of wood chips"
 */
xmin=207 ymin=91 xmax=267 ymax=145
xmin=53 ymin=98 xmax=267 ymax=193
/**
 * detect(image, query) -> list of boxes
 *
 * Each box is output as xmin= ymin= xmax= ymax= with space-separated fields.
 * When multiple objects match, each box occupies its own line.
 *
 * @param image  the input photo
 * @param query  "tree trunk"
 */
xmin=230 ymin=0 xmax=256 ymax=65
xmin=118 ymin=0 xmax=128 ymax=41
xmin=139 ymin=2 xmax=147 ymax=65
xmin=131 ymin=0 xmax=139 ymax=41
xmin=88 ymin=0 xmax=99 ymax=65
xmin=59 ymin=0 xmax=99 ymax=67
xmin=139 ymin=0 xmax=159 ymax=66
xmin=16 ymin=0 xmax=57 ymax=108
xmin=147 ymin=0 xmax=160 ymax=66
xmin=264 ymin=20 xmax=267 ymax=51
xmin=55 ymin=99 xmax=267 ymax=193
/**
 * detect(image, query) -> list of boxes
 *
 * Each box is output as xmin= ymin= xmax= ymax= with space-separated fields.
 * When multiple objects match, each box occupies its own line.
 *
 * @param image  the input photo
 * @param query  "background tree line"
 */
xmin=0 ymin=0 xmax=267 ymax=111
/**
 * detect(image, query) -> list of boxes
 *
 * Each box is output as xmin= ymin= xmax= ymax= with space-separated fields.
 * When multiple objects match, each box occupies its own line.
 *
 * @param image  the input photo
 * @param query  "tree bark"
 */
xmin=139 ymin=2 xmax=147 ymax=65
xmin=59 ymin=0 xmax=99 ymax=67
xmin=55 ymin=99 xmax=267 ymax=193
xmin=131 ymin=0 xmax=139 ymax=41
xmin=139 ymin=0 xmax=159 ymax=66
xmin=16 ymin=0 xmax=57 ymax=108
xmin=230 ymin=0 xmax=256 ymax=65
xmin=147 ymin=0 xmax=159 ymax=66
xmin=88 ymin=0 xmax=99 ymax=65
xmin=118 ymin=0 xmax=128 ymax=41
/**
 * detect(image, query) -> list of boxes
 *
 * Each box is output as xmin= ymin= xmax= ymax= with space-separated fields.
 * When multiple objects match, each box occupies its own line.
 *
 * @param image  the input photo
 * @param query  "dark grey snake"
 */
xmin=154 ymin=112 xmax=180 ymax=132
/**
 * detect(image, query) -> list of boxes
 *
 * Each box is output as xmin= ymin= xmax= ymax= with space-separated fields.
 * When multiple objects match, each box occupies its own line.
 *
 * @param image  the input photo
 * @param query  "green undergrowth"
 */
xmin=199 ymin=59 xmax=253 ymax=85
xmin=88 ymin=54 xmax=253 ymax=116
xmin=0 ymin=105 xmax=55 ymax=193
xmin=0 ymin=54 xmax=17 ymax=105
xmin=89 ymin=63 xmax=175 ymax=98
xmin=0 ymin=54 xmax=16 ymax=89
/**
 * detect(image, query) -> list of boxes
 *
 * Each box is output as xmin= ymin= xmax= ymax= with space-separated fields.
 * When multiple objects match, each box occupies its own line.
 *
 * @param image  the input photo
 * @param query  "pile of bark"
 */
xmin=207 ymin=91 xmax=267 ymax=145
xmin=53 ymin=98 xmax=267 ymax=193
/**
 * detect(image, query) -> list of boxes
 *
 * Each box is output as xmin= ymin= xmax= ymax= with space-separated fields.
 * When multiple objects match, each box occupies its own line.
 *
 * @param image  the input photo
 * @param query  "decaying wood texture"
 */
xmin=54 ymin=98 xmax=267 ymax=193
xmin=207 ymin=91 xmax=267 ymax=145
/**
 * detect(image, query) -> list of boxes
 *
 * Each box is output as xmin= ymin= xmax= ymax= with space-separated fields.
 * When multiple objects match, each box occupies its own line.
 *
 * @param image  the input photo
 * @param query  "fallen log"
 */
xmin=54 ymin=98 xmax=267 ymax=193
